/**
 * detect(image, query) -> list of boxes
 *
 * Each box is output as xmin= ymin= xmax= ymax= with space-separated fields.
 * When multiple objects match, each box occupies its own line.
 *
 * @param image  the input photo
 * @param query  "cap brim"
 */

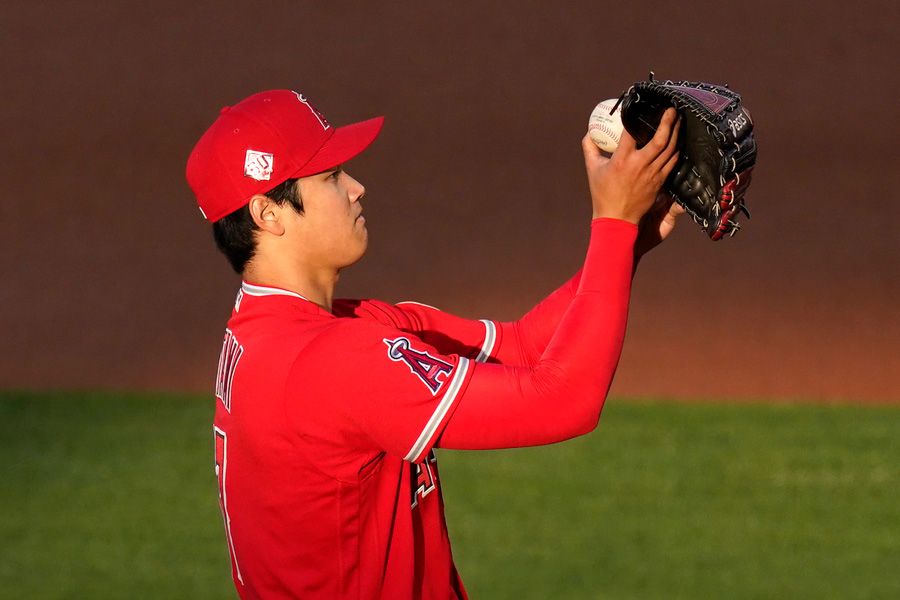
xmin=293 ymin=116 xmax=385 ymax=178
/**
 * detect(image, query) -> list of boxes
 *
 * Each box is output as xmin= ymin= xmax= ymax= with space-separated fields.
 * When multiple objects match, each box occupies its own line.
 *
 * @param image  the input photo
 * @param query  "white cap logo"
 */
xmin=293 ymin=91 xmax=331 ymax=131
xmin=243 ymin=149 xmax=274 ymax=181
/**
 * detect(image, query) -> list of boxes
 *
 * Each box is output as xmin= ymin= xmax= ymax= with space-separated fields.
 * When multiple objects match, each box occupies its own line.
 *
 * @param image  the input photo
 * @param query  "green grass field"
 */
xmin=1 ymin=392 xmax=897 ymax=599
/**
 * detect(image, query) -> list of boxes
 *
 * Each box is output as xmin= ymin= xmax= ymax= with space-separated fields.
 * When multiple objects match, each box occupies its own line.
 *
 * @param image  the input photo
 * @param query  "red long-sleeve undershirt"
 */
xmin=439 ymin=218 xmax=637 ymax=450
xmin=491 ymin=240 xmax=647 ymax=369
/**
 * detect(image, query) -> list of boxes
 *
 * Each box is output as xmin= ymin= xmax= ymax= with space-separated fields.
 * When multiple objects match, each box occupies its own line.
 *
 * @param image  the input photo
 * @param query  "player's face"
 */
xmin=291 ymin=167 xmax=368 ymax=270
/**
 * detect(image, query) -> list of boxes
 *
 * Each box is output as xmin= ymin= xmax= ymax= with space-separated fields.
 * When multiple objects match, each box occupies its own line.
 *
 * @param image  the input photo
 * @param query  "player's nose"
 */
xmin=346 ymin=172 xmax=365 ymax=203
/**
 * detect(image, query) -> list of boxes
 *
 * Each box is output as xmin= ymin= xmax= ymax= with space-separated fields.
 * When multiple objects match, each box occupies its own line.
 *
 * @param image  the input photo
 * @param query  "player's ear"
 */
xmin=248 ymin=194 xmax=285 ymax=236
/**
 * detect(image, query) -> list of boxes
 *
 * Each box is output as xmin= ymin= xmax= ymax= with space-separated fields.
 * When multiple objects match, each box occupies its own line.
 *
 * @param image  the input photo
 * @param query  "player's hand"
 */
xmin=582 ymin=107 xmax=680 ymax=225
xmin=634 ymin=192 xmax=686 ymax=257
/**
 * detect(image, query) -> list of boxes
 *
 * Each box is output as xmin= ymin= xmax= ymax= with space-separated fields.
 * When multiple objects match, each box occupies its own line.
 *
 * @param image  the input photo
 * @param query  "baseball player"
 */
xmin=186 ymin=90 xmax=681 ymax=599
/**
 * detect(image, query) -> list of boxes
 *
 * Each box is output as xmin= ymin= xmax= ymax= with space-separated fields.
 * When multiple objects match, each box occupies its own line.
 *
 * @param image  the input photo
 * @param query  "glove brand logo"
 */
xmin=727 ymin=113 xmax=749 ymax=137
xmin=243 ymin=149 xmax=274 ymax=181
xmin=383 ymin=337 xmax=453 ymax=394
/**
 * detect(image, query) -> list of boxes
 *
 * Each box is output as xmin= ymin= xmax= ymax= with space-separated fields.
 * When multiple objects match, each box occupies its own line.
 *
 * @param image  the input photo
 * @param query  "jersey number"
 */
xmin=215 ymin=427 xmax=244 ymax=585
xmin=411 ymin=451 xmax=437 ymax=508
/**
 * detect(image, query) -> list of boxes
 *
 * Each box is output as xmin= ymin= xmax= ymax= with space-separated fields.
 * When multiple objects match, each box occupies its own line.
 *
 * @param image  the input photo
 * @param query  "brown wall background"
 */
xmin=2 ymin=1 xmax=897 ymax=401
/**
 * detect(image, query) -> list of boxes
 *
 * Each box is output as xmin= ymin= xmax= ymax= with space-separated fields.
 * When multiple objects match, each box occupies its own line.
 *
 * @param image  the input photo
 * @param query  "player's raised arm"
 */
xmin=378 ymin=112 xmax=683 ymax=370
xmin=437 ymin=109 xmax=680 ymax=450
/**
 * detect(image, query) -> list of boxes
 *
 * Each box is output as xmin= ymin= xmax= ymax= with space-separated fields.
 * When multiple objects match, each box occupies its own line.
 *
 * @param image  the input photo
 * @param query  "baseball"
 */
xmin=588 ymin=99 xmax=624 ymax=153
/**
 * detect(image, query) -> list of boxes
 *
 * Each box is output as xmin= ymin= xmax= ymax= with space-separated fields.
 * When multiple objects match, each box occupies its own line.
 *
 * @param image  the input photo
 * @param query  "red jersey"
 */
xmin=214 ymin=281 xmax=501 ymax=599
xmin=213 ymin=219 xmax=638 ymax=599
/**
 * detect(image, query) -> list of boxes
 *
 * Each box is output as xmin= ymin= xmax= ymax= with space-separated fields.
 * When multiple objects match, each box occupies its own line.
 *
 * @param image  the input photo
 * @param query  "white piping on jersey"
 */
xmin=214 ymin=426 xmax=244 ymax=584
xmin=404 ymin=357 xmax=471 ymax=462
xmin=395 ymin=300 xmax=441 ymax=311
xmin=476 ymin=319 xmax=496 ymax=363
xmin=395 ymin=302 xmax=496 ymax=364
xmin=241 ymin=281 xmax=311 ymax=303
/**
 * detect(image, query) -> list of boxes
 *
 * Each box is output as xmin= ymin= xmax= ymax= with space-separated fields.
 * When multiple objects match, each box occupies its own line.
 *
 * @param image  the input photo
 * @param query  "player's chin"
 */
xmin=344 ymin=241 xmax=368 ymax=268
xmin=351 ymin=230 xmax=368 ymax=260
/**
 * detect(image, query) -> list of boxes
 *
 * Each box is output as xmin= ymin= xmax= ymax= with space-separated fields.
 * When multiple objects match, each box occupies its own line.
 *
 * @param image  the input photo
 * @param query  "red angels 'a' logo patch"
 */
xmin=383 ymin=337 xmax=453 ymax=395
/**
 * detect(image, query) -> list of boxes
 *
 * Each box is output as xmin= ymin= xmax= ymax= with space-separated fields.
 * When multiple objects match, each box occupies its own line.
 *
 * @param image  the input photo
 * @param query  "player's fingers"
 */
xmin=642 ymin=108 xmax=677 ymax=162
xmin=647 ymin=113 xmax=680 ymax=178
xmin=655 ymin=115 xmax=682 ymax=176
xmin=581 ymin=132 xmax=599 ymax=159
xmin=669 ymin=202 xmax=686 ymax=216
xmin=662 ymin=148 xmax=679 ymax=177
xmin=665 ymin=113 xmax=681 ymax=154
xmin=616 ymin=128 xmax=637 ymax=155
xmin=582 ymin=133 xmax=610 ymax=168
xmin=660 ymin=134 xmax=683 ymax=177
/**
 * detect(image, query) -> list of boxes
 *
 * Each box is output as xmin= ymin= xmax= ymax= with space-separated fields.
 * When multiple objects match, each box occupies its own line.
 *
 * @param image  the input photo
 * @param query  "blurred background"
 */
xmin=2 ymin=0 xmax=898 ymax=402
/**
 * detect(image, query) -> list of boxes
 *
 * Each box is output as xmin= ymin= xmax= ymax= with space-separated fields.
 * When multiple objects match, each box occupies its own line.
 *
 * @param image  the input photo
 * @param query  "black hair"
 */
xmin=212 ymin=178 xmax=303 ymax=274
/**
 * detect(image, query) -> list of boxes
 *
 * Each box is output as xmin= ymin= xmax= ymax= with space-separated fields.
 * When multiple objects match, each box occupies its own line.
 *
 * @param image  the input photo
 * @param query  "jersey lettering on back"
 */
xmin=383 ymin=337 xmax=453 ymax=395
xmin=216 ymin=329 xmax=243 ymax=412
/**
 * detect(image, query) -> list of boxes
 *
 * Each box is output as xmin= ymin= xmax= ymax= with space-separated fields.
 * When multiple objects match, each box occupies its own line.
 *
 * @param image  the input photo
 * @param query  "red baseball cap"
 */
xmin=187 ymin=90 xmax=384 ymax=222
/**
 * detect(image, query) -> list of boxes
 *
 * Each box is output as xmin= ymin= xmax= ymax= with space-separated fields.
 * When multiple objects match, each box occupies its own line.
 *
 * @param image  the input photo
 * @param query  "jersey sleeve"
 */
xmin=284 ymin=320 xmax=474 ymax=464
xmin=437 ymin=218 xmax=637 ymax=450
xmin=333 ymin=276 xmax=586 ymax=370
xmin=389 ymin=269 xmax=591 ymax=369
xmin=489 ymin=270 xmax=582 ymax=368
xmin=333 ymin=298 xmax=498 ymax=364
